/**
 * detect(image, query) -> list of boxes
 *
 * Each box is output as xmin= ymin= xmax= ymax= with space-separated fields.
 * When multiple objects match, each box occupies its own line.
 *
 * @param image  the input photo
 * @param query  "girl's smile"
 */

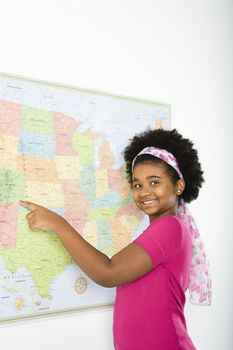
xmin=132 ymin=162 xmax=184 ymax=222
xmin=141 ymin=199 xmax=159 ymax=208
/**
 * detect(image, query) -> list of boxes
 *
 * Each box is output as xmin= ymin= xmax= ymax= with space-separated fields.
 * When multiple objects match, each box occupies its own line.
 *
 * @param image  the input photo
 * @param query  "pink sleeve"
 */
xmin=134 ymin=216 xmax=184 ymax=268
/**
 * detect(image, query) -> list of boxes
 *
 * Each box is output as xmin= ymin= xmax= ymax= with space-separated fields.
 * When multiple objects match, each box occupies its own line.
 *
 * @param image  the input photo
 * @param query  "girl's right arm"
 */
xmin=53 ymin=220 xmax=153 ymax=287
xmin=20 ymin=200 xmax=154 ymax=288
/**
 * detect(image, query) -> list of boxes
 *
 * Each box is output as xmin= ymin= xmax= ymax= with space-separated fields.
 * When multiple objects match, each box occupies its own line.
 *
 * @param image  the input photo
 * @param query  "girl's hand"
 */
xmin=19 ymin=200 xmax=65 ymax=232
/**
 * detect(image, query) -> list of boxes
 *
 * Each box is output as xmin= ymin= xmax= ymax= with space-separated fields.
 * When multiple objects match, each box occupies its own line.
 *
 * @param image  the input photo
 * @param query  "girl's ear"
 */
xmin=176 ymin=179 xmax=185 ymax=196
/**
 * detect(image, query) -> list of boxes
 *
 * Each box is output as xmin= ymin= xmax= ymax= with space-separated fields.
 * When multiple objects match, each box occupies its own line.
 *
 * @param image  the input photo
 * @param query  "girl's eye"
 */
xmin=150 ymin=181 xmax=159 ymax=186
xmin=133 ymin=183 xmax=141 ymax=189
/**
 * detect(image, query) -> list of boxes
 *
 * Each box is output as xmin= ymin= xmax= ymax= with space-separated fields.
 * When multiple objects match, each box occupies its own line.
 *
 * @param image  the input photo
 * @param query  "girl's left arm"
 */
xmin=19 ymin=201 xmax=153 ymax=288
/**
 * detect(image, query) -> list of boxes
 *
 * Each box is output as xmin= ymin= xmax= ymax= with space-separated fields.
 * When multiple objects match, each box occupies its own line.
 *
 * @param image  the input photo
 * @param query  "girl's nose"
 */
xmin=139 ymin=187 xmax=152 ymax=198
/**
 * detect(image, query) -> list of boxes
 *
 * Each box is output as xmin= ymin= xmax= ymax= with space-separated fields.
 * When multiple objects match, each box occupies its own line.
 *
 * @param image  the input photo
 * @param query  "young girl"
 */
xmin=20 ymin=128 xmax=211 ymax=350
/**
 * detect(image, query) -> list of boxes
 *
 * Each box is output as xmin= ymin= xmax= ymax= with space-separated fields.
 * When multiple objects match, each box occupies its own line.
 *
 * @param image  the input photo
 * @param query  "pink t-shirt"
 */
xmin=113 ymin=215 xmax=196 ymax=350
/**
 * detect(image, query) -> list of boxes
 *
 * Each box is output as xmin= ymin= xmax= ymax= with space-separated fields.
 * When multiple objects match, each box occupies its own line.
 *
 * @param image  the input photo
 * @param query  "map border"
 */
xmin=0 ymin=72 xmax=171 ymax=118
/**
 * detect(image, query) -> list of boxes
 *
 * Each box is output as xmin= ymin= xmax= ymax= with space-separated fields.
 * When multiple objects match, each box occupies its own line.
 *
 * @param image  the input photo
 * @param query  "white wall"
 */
xmin=0 ymin=0 xmax=232 ymax=349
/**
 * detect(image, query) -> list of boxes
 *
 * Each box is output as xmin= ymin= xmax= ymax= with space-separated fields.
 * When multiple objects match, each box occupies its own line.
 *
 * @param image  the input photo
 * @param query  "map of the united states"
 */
xmin=0 ymin=74 xmax=170 ymax=321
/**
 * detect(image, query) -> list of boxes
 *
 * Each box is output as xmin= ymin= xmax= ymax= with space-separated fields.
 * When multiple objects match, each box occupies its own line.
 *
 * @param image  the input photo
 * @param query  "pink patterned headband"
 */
xmin=132 ymin=147 xmax=212 ymax=306
xmin=132 ymin=147 xmax=183 ymax=178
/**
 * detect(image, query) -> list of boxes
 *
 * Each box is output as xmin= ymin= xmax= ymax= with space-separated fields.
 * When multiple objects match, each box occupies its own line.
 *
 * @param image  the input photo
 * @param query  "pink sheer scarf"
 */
xmin=132 ymin=147 xmax=212 ymax=305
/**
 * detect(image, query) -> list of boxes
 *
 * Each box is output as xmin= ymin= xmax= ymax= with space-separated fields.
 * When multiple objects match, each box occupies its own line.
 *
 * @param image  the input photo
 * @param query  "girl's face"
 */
xmin=132 ymin=162 xmax=182 ymax=223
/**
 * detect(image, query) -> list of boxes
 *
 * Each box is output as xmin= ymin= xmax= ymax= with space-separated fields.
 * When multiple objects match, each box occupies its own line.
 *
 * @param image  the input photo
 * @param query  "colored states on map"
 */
xmin=55 ymin=156 xmax=82 ymax=179
xmin=0 ymin=205 xmax=18 ymax=247
xmin=97 ymin=221 xmax=112 ymax=251
xmin=78 ymin=165 xmax=96 ymax=204
xmin=0 ymin=211 xmax=72 ymax=298
xmin=19 ymin=130 xmax=55 ymax=160
xmin=0 ymin=169 xmax=25 ymax=204
xmin=21 ymin=157 xmax=59 ymax=183
xmin=72 ymin=132 xmax=94 ymax=165
xmin=0 ymin=100 xmax=21 ymax=136
xmin=54 ymin=112 xmax=80 ymax=156
xmin=21 ymin=106 xmax=54 ymax=135
xmin=0 ymin=134 xmax=19 ymax=169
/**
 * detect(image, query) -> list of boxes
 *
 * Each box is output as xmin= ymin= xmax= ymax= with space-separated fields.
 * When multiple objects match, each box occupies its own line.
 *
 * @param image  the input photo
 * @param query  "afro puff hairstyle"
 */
xmin=123 ymin=128 xmax=204 ymax=203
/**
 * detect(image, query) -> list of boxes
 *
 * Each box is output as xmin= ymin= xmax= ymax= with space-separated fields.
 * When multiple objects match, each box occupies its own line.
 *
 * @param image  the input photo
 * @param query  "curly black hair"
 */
xmin=123 ymin=128 xmax=204 ymax=203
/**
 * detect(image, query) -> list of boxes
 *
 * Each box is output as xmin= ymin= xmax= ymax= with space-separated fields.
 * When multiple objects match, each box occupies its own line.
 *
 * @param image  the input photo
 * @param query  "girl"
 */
xmin=20 ymin=128 xmax=211 ymax=350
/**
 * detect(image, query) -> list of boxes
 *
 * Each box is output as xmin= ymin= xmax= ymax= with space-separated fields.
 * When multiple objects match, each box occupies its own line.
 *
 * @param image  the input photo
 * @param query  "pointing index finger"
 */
xmin=19 ymin=201 xmax=39 ymax=211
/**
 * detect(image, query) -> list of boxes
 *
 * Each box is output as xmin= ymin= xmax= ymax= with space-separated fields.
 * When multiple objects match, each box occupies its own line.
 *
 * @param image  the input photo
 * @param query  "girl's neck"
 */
xmin=149 ymin=205 xmax=178 ymax=223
